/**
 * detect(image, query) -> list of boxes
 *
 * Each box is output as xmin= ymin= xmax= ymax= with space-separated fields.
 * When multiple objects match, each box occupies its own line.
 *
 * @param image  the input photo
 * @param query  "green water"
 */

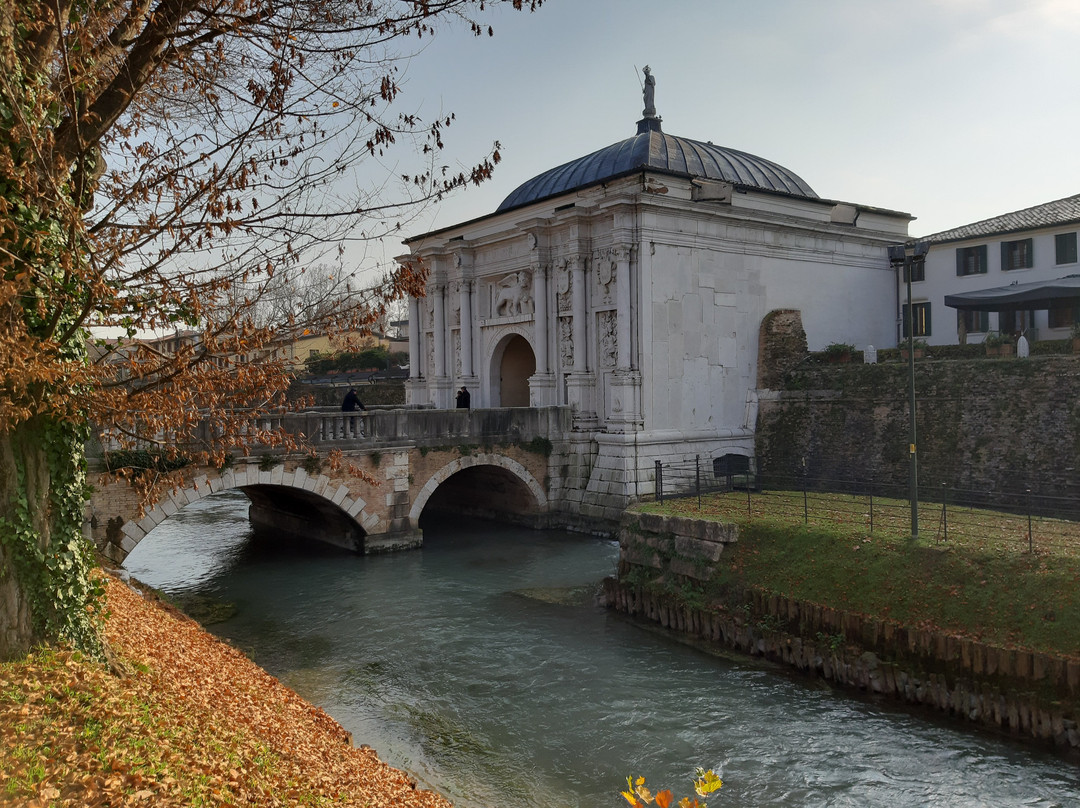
xmin=124 ymin=491 xmax=1080 ymax=807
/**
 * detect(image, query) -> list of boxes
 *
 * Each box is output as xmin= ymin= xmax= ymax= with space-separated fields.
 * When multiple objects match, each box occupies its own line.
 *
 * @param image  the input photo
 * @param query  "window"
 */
xmin=1001 ymin=238 xmax=1033 ymax=271
xmin=902 ymin=302 xmax=931 ymax=338
xmin=1056 ymin=232 xmax=1078 ymax=265
xmin=1049 ymin=307 xmax=1079 ymax=330
xmin=956 ymin=245 xmax=987 ymax=276
xmin=958 ymin=310 xmax=988 ymax=334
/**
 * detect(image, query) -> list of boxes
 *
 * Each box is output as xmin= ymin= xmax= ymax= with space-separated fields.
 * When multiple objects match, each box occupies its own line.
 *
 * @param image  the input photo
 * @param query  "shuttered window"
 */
xmin=956 ymin=245 xmax=987 ymax=275
xmin=1001 ymin=238 xmax=1033 ymax=271
xmin=1056 ymin=233 xmax=1077 ymax=265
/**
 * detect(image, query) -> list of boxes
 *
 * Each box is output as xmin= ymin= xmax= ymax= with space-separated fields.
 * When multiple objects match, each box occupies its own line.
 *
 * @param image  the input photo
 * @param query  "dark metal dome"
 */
xmin=497 ymin=118 xmax=818 ymax=212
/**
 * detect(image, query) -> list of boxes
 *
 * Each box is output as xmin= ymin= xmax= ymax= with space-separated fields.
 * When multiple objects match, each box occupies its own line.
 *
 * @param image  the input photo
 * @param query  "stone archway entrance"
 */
xmin=496 ymin=335 xmax=535 ymax=407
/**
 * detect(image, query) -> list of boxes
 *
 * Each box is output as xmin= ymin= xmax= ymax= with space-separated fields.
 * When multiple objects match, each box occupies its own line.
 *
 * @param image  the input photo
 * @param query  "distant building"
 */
xmin=399 ymin=72 xmax=911 ymax=511
xmin=911 ymin=194 xmax=1080 ymax=345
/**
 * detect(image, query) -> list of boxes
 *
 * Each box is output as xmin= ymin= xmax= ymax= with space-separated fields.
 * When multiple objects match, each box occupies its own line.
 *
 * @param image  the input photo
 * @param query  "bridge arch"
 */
xmin=410 ymin=453 xmax=548 ymax=525
xmin=94 ymin=467 xmax=380 ymax=564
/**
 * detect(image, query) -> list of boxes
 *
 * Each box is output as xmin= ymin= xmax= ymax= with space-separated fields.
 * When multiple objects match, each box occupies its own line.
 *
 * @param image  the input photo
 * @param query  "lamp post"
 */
xmin=888 ymin=241 xmax=930 ymax=540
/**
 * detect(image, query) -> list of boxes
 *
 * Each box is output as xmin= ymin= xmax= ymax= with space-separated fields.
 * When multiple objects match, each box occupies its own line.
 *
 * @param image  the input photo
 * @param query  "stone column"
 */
xmin=615 ymin=246 xmax=632 ymax=370
xmin=459 ymin=281 xmax=474 ymax=378
xmin=571 ymin=256 xmax=587 ymax=372
xmin=431 ymin=283 xmax=454 ymax=408
xmin=607 ymin=245 xmax=642 ymax=432
xmin=566 ymin=254 xmax=597 ymax=428
xmin=432 ymin=284 xmax=446 ymax=378
xmin=528 ymin=264 xmax=557 ymax=407
xmin=407 ymin=297 xmax=420 ymax=377
xmin=533 ymin=266 xmax=548 ymax=374
xmin=405 ymin=296 xmax=424 ymax=406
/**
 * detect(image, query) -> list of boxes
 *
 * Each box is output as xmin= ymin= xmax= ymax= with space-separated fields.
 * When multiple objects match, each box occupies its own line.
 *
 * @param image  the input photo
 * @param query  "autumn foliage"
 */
xmin=0 ymin=574 xmax=455 ymax=807
xmin=0 ymin=0 xmax=541 ymax=658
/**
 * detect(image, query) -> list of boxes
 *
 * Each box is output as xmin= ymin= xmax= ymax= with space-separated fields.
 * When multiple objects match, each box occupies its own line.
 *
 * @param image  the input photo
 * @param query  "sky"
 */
xmin=353 ymin=0 xmax=1080 ymax=279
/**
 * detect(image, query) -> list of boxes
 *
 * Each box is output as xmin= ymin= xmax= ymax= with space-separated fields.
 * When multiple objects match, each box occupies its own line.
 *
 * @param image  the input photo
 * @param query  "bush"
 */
xmin=103 ymin=449 xmax=190 ymax=475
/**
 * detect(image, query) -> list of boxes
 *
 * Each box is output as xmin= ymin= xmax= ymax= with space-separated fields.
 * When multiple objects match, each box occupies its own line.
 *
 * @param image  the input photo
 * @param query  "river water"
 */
xmin=123 ymin=491 xmax=1080 ymax=807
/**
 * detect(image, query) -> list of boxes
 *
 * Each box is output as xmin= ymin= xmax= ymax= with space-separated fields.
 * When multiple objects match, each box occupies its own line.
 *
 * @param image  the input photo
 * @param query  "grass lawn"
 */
xmin=635 ymin=491 xmax=1080 ymax=658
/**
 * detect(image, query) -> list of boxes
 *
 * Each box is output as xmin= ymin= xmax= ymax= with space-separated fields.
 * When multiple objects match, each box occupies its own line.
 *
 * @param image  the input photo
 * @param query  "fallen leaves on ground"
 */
xmin=1 ymin=574 xmax=454 ymax=807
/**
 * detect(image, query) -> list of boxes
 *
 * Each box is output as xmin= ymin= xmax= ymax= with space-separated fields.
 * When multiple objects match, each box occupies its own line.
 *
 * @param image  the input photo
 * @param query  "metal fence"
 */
xmin=650 ymin=459 xmax=1080 ymax=555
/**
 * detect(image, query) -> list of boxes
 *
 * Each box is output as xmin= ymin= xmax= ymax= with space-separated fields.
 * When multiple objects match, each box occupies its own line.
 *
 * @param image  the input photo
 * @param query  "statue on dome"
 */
xmin=642 ymin=65 xmax=656 ymax=118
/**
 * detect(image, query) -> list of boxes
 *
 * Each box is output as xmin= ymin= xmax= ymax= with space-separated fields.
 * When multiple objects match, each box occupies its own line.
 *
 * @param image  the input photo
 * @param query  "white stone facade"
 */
xmin=402 ymin=163 xmax=910 ymax=514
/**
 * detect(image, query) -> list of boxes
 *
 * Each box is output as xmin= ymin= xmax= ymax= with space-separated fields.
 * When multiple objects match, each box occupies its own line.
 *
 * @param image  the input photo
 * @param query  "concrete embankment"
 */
xmin=605 ymin=512 xmax=1080 ymax=756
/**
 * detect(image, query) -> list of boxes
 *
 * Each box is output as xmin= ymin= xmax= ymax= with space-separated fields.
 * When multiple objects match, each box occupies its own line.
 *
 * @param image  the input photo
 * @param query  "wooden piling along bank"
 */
xmin=605 ymin=513 xmax=1080 ymax=755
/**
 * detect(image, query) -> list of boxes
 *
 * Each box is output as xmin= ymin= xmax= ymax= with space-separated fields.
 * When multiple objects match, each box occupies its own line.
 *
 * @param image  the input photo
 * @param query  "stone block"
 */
xmin=259 ymin=470 xmax=272 ymax=484
xmin=271 ymin=465 xmax=284 ymax=485
xmin=312 ymin=475 xmax=330 ymax=497
xmin=361 ymin=512 xmax=380 ymax=531
xmin=330 ymin=485 xmax=349 ymax=505
xmin=160 ymin=499 xmax=178 ymax=517
xmin=115 ymin=536 xmax=137 ymax=559
xmin=120 ymin=521 xmax=145 ymax=542
xmin=346 ymin=497 xmax=367 ymax=517
xmin=208 ymin=476 xmax=223 ymax=493
xmin=675 ymin=535 xmax=724 ymax=563
xmin=293 ymin=468 xmax=308 ymax=488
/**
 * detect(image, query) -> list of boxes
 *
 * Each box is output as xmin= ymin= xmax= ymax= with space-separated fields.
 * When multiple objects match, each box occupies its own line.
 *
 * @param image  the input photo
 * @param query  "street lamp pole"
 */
xmin=888 ymin=241 xmax=930 ymax=540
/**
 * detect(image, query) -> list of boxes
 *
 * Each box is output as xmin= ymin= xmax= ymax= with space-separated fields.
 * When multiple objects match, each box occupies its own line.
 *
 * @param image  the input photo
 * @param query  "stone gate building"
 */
xmin=401 ymin=71 xmax=913 ymax=517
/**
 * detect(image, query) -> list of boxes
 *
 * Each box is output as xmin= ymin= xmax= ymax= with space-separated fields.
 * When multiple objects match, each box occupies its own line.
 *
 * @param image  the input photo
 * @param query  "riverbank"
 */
xmin=610 ymin=500 xmax=1080 ymax=755
xmin=0 ymin=573 xmax=452 ymax=807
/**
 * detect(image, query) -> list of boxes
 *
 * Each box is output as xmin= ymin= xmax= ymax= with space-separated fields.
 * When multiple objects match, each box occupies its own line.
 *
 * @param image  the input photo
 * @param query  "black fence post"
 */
xmin=695 ymin=454 xmax=701 ymax=510
xmin=869 ymin=477 xmax=874 ymax=534
xmin=803 ymin=470 xmax=809 ymax=525
xmin=655 ymin=459 xmax=663 ymax=503
xmin=1027 ymin=488 xmax=1033 ymax=554
xmin=941 ymin=482 xmax=948 ymax=543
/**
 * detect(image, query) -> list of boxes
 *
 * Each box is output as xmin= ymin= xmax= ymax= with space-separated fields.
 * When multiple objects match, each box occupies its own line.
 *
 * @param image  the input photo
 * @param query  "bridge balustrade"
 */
xmin=101 ymin=406 xmax=571 ymax=457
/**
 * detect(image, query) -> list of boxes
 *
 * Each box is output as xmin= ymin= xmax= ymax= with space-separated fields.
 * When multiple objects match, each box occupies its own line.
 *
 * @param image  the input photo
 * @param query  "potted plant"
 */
xmin=899 ymin=338 xmax=928 ymax=361
xmin=983 ymin=331 xmax=1014 ymax=357
xmin=822 ymin=342 xmax=855 ymax=364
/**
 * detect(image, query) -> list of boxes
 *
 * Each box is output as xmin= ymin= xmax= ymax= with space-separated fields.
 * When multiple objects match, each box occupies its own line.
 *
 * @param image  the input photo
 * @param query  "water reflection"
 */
xmin=124 ymin=492 xmax=1080 ymax=808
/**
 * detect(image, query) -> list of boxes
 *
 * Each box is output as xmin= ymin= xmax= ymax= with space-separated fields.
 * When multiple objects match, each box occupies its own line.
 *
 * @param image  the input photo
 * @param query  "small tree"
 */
xmin=0 ymin=0 xmax=542 ymax=660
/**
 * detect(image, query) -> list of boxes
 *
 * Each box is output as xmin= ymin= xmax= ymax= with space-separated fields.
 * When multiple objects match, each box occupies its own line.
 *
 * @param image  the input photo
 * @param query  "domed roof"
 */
xmin=497 ymin=117 xmax=818 ymax=213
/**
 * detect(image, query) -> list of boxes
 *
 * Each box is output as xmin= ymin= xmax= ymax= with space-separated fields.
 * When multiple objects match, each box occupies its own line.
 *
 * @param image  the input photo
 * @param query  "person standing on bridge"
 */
xmin=456 ymin=386 xmax=471 ymax=409
xmin=341 ymin=388 xmax=366 ymax=437
xmin=341 ymin=388 xmax=365 ymax=412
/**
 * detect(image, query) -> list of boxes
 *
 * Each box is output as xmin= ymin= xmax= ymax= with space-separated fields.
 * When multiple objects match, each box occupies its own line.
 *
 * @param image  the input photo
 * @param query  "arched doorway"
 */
xmin=497 ymin=335 xmax=535 ymax=407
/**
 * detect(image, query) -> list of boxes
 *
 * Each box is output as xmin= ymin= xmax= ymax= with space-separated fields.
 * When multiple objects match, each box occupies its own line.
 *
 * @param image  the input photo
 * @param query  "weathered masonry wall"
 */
xmin=607 ymin=514 xmax=1080 ymax=755
xmin=755 ymin=355 xmax=1080 ymax=497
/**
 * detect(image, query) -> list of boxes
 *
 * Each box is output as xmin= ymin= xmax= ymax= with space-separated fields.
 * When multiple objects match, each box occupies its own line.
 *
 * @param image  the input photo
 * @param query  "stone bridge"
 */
xmin=87 ymin=406 xmax=594 ymax=564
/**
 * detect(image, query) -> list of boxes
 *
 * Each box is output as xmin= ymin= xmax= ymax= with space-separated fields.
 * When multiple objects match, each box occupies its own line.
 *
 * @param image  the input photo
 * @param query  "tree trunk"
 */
xmin=0 ymin=416 xmax=102 ymax=661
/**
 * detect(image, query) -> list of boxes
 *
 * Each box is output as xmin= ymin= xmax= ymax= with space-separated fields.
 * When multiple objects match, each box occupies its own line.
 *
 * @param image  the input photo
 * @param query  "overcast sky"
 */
xmin=357 ymin=0 xmax=1080 ymax=274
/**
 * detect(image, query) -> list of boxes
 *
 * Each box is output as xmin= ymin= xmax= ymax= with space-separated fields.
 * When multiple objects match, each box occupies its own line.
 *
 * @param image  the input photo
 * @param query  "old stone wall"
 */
xmin=604 ymin=578 xmax=1080 ymax=754
xmin=755 ymin=355 xmax=1080 ymax=500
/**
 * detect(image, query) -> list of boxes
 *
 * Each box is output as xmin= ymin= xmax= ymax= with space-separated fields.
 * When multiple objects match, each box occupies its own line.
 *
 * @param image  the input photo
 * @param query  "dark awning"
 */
xmin=944 ymin=275 xmax=1080 ymax=311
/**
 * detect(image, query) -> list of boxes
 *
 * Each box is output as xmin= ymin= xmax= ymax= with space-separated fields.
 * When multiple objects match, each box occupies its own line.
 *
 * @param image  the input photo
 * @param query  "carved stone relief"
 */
xmin=491 ymin=270 xmax=534 ymax=317
xmin=426 ymin=337 xmax=435 ymax=377
xmin=450 ymin=282 xmax=461 ymax=327
xmin=598 ymin=310 xmax=618 ymax=368
xmin=453 ymin=331 xmax=462 ymax=376
xmin=559 ymin=316 xmax=573 ymax=369
xmin=556 ymin=259 xmax=572 ymax=313
xmin=595 ymin=249 xmax=616 ymax=305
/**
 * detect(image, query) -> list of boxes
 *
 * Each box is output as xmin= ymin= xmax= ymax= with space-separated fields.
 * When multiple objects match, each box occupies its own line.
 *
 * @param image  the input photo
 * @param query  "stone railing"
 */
xmin=92 ymin=406 xmax=572 ymax=458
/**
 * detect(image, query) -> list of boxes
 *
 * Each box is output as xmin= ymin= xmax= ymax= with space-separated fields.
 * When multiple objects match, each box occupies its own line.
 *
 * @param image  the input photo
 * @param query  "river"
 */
xmin=123 ymin=491 xmax=1080 ymax=807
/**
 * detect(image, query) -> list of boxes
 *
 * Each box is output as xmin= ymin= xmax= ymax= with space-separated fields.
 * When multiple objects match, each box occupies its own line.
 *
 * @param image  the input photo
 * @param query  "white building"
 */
xmin=910 ymin=194 xmax=1080 ymax=345
xmin=400 ymin=72 xmax=911 ymax=514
